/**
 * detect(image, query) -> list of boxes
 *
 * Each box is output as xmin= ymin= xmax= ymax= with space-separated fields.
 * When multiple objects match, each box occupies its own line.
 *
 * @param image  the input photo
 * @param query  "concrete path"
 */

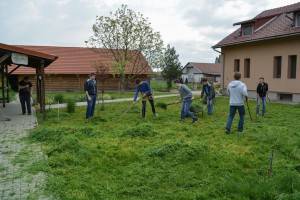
xmin=0 ymin=101 xmax=49 ymax=200
xmin=46 ymin=92 xmax=202 ymax=109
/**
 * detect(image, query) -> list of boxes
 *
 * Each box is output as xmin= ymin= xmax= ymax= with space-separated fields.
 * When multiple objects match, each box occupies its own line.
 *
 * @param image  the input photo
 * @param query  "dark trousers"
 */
xmin=20 ymin=94 xmax=31 ymax=114
xmin=142 ymin=95 xmax=156 ymax=118
xmin=226 ymin=105 xmax=245 ymax=132
xmin=86 ymin=94 xmax=97 ymax=119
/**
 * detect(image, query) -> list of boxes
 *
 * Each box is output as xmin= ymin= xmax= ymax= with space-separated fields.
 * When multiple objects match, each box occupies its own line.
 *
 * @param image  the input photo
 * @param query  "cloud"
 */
xmin=0 ymin=0 xmax=299 ymax=65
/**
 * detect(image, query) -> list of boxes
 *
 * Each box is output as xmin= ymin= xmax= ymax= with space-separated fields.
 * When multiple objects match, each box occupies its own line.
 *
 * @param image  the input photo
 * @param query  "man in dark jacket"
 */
xmin=84 ymin=73 xmax=97 ymax=119
xmin=200 ymin=78 xmax=215 ymax=115
xmin=256 ymin=77 xmax=268 ymax=116
xmin=133 ymin=78 xmax=158 ymax=118
xmin=18 ymin=76 xmax=33 ymax=115
xmin=174 ymin=79 xmax=198 ymax=124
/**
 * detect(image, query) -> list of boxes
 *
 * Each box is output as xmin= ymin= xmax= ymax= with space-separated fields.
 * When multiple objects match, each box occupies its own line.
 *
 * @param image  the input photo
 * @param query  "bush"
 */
xmin=66 ymin=98 xmax=76 ymax=113
xmin=54 ymin=94 xmax=64 ymax=103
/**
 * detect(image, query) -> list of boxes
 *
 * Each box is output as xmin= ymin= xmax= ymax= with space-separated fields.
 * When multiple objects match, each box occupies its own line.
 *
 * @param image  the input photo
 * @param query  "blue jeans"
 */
xmin=256 ymin=96 xmax=266 ymax=116
xmin=225 ymin=105 xmax=245 ymax=132
xmin=181 ymin=100 xmax=196 ymax=120
xmin=207 ymin=98 xmax=214 ymax=115
xmin=86 ymin=94 xmax=97 ymax=119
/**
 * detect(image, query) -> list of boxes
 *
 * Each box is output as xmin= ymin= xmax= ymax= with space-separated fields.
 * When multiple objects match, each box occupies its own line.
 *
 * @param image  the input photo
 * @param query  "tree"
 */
xmin=93 ymin=60 xmax=109 ymax=112
xmin=86 ymin=4 xmax=164 ymax=93
xmin=161 ymin=44 xmax=182 ymax=90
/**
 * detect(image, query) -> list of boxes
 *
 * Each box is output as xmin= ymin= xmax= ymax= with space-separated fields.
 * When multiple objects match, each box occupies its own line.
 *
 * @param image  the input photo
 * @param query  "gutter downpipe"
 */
xmin=212 ymin=47 xmax=225 ymax=95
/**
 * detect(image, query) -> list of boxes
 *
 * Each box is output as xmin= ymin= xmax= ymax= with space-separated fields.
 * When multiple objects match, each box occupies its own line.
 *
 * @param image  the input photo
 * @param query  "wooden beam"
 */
xmin=0 ymin=53 xmax=10 ymax=64
xmin=8 ymin=65 xmax=21 ymax=75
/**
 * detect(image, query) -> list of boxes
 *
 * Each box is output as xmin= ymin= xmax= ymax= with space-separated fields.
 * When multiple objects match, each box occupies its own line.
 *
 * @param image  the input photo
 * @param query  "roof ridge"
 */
xmin=255 ymin=2 xmax=300 ymax=18
xmin=16 ymin=45 xmax=90 ymax=49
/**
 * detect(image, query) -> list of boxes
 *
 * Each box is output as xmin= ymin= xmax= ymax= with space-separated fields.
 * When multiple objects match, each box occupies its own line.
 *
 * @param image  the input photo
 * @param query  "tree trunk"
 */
xmin=120 ymin=73 xmax=126 ymax=94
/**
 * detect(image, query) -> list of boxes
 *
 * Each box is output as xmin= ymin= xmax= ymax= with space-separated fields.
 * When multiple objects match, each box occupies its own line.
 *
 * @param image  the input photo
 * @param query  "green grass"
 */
xmin=27 ymin=97 xmax=300 ymax=199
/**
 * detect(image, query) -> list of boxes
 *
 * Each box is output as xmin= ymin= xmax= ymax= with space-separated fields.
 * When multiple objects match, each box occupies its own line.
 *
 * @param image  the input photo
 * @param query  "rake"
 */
xmin=119 ymin=97 xmax=142 ymax=120
xmin=156 ymin=98 xmax=195 ymax=110
xmin=245 ymin=98 xmax=253 ymax=121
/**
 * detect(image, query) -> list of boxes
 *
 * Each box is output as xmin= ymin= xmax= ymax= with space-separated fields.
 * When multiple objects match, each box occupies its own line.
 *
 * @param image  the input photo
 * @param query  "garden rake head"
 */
xmin=119 ymin=97 xmax=142 ymax=120
xmin=156 ymin=98 xmax=195 ymax=110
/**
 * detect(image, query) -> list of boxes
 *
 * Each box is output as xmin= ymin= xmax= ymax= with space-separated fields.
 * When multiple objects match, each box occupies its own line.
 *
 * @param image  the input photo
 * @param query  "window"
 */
xmin=288 ymin=55 xmax=297 ymax=79
xmin=234 ymin=59 xmax=240 ymax=72
xmin=244 ymin=59 xmax=250 ymax=78
xmin=242 ymin=24 xmax=253 ymax=36
xmin=273 ymin=56 xmax=282 ymax=78
xmin=296 ymin=13 xmax=300 ymax=27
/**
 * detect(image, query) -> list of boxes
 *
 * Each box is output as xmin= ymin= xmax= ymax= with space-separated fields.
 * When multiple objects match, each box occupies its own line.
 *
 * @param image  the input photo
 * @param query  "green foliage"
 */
xmin=54 ymin=94 xmax=64 ymax=103
xmin=27 ymin=97 xmax=300 ymax=199
xmin=66 ymin=98 xmax=76 ymax=113
xmin=161 ymin=44 xmax=182 ymax=90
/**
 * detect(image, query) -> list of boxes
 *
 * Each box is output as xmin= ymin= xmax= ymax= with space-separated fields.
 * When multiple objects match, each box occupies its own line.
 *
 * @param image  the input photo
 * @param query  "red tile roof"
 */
xmin=8 ymin=45 xmax=153 ymax=75
xmin=187 ymin=62 xmax=221 ymax=75
xmin=0 ymin=43 xmax=57 ymax=68
xmin=213 ymin=2 xmax=300 ymax=48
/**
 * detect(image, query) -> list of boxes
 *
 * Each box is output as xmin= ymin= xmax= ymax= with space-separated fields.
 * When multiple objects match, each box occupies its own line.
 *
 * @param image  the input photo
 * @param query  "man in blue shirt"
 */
xmin=84 ymin=73 xmax=97 ymax=119
xmin=133 ymin=78 xmax=157 ymax=118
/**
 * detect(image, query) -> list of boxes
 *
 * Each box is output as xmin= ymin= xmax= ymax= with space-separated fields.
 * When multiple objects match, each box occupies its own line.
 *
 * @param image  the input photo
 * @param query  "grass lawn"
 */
xmin=26 ymin=97 xmax=300 ymax=199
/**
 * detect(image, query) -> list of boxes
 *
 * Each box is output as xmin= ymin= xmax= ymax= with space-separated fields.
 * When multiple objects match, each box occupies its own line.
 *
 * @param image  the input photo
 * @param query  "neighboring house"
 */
xmin=212 ymin=2 xmax=300 ymax=102
xmin=8 ymin=45 xmax=153 ymax=91
xmin=181 ymin=62 xmax=221 ymax=83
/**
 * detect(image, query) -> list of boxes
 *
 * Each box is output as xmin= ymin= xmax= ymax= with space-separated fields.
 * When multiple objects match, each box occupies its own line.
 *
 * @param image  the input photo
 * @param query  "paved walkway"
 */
xmin=0 ymin=101 xmax=49 ymax=200
xmin=47 ymin=93 xmax=182 ymax=109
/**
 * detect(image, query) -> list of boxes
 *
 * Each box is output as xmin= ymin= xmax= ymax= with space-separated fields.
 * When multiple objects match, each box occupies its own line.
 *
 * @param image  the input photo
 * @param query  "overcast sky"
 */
xmin=0 ymin=0 xmax=299 ymax=66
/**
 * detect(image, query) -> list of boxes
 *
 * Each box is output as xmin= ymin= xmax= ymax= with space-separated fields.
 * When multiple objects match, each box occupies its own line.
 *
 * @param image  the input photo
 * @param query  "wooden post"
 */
xmin=36 ymin=67 xmax=41 ymax=104
xmin=1 ymin=64 xmax=5 ymax=107
xmin=40 ymin=60 xmax=46 ymax=120
xmin=5 ymin=64 xmax=9 ymax=103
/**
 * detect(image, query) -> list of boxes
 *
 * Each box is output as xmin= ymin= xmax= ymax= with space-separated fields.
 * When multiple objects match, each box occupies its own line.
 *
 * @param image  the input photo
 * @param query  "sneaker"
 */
xmin=225 ymin=129 xmax=230 ymax=134
xmin=179 ymin=119 xmax=184 ymax=122
xmin=154 ymin=113 xmax=158 ymax=117
xmin=28 ymin=113 xmax=31 ymax=115
xmin=192 ymin=118 xmax=199 ymax=124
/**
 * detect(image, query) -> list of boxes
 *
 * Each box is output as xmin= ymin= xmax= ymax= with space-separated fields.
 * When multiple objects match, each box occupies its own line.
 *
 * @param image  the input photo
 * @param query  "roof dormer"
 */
xmin=241 ymin=23 xmax=253 ymax=36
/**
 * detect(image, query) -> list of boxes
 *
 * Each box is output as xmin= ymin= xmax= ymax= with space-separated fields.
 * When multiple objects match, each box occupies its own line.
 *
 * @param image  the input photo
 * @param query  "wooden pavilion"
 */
xmin=0 ymin=43 xmax=58 ymax=119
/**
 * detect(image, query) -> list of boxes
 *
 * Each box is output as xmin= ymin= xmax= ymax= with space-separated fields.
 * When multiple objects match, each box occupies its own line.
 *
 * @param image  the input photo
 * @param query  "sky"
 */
xmin=0 ymin=0 xmax=299 ymax=66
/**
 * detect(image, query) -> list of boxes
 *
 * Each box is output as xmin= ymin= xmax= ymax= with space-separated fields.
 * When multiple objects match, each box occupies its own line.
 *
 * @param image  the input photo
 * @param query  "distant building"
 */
xmin=181 ymin=62 xmax=221 ymax=83
xmin=8 ymin=45 xmax=153 ymax=91
xmin=213 ymin=2 xmax=300 ymax=102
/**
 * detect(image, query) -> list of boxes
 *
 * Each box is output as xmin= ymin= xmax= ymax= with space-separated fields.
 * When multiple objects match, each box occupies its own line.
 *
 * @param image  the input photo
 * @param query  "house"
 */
xmin=212 ymin=2 xmax=300 ymax=102
xmin=181 ymin=62 xmax=221 ymax=83
xmin=8 ymin=45 xmax=153 ymax=92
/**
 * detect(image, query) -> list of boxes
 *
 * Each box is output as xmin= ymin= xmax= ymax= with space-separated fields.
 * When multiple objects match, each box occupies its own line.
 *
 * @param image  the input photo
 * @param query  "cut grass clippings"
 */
xmin=25 ymin=96 xmax=300 ymax=200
